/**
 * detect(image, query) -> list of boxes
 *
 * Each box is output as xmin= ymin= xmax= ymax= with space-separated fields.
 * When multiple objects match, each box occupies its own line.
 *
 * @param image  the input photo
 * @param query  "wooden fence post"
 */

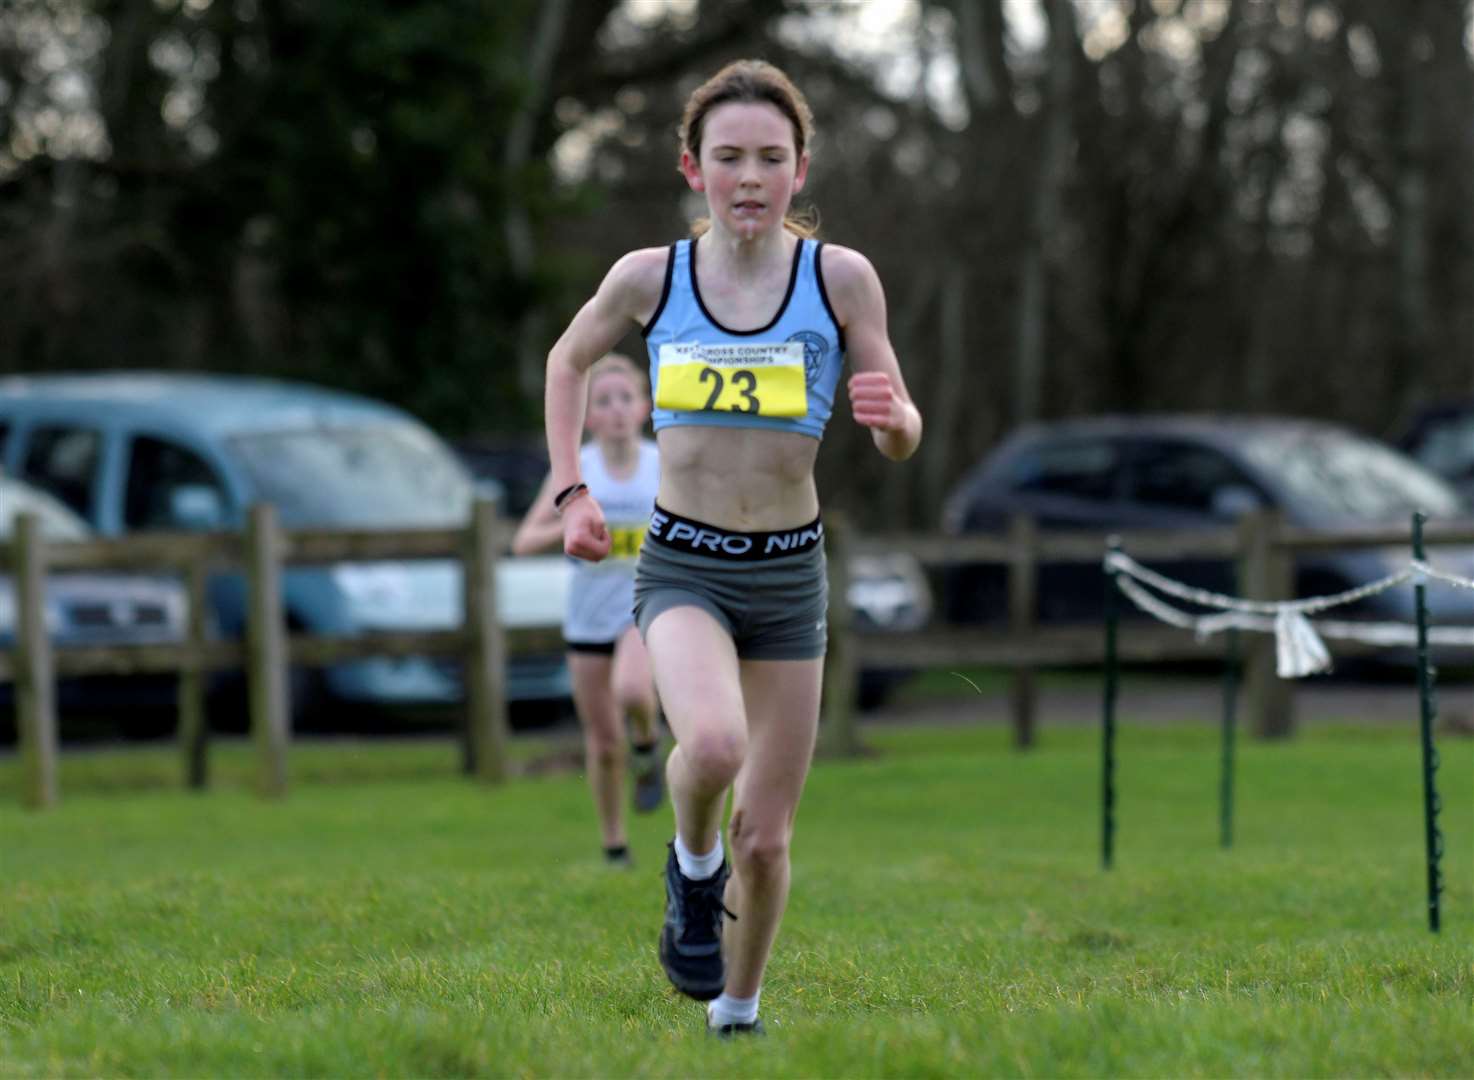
xmin=820 ymin=511 xmax=861 ymax=758
xmin=15 ymin=513 xmax=58 ymax=810
xmin=1237 ymin=508 xmax=1295 ymax=738
xmin=1008 ymin=512 xmax=1039 ymax=749
xmin=245 ymin=504 xmax=289 ymax=796
xmin=463 ymin=498 xmax=509 ymax=782
xmin=177 ymin=552 xmax=210 ymax=790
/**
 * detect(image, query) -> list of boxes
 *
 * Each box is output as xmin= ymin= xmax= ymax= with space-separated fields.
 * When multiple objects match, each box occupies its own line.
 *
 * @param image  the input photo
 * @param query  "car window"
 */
xmin=19 ymin=425 xmax=102 ymax=519
xmin=125 ymin=435 xmax=229 ymax=531
xmin=1412 ymin=414 xmax=1474 ymax=479
xmin=1127 ymin=441 xmax=1258 ymax=514
xmin=1008 ymin=439 xmax=1120 ymax=502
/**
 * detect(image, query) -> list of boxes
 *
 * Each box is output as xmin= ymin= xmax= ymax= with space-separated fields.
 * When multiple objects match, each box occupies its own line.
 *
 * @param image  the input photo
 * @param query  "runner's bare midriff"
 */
xmin=655 ymin=425 xmax=819 ymax=531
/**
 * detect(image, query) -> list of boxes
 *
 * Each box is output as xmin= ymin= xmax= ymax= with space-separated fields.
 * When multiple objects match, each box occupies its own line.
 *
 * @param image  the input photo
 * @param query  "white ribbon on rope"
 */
xmin=1106 ymin=550 xmax=1474 ymax=679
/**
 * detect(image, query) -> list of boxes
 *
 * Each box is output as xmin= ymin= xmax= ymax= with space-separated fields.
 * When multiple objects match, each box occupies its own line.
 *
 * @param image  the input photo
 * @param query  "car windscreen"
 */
xmin=230 ymin=425 xmax=473 ymax=528
xmin=1240 ymin=431 xmax=1466 ymax=522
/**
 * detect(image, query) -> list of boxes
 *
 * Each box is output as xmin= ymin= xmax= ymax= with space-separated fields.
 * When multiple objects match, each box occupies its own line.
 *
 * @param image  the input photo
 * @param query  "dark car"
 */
xmin=940 ymin=415 xmax=1474 ymax=638
xmin=1394 ymin=401 xmax=1474 ymax=504
xmin=452 ymin=438 xmax=553 ymax=519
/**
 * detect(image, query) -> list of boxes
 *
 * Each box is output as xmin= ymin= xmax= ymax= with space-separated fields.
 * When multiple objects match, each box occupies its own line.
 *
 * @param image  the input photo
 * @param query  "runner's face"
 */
xmin=585 ymin=370 xmax=648 ymax=441
xmin=683 ymin=102 xmax=808 ymax=241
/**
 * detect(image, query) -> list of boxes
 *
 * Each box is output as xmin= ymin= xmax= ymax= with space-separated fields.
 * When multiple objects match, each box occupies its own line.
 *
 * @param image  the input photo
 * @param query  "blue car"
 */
xmin=0 ymin=372 xmax=571 ymax=724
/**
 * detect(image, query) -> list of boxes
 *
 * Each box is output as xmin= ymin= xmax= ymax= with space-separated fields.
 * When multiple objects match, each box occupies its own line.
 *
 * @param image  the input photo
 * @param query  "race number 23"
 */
xmin=655 ymin=342 xmax=808 ymax=418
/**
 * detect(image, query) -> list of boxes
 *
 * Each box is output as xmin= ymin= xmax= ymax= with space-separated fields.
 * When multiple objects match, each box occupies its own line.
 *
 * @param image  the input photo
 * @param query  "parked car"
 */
xmin=1393 ymin=400 xmax=1474 ymax=504
xmin=0 ymin=372 xmax=572 ymax=726
xmin=452 ymin=437 xmax=554 ymax=519
xmin=940 ymin=415 xmax=1474 ymax=648
xmin=0 ymin=474 xmax=189 ymax=737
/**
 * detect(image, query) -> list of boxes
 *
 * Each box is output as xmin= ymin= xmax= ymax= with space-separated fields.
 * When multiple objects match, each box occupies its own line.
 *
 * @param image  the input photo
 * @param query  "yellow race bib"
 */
xmin=608 ymin=525 xmax=647 ymax=560
xmin=656 ymin=342 xmax=808 ymax=418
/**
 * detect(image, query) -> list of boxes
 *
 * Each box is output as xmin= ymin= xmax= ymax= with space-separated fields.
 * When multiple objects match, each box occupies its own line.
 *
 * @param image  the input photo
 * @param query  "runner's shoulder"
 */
xmin=817 ymin=243 xmax=878 ymax=289
xmin=602 ymin=246 xmax=673 ymax=313
xmin=816 ymin=243 xmax=883 ymax=319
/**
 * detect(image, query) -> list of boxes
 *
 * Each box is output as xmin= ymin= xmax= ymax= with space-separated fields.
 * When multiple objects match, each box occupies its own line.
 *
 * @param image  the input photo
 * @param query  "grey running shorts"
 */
xmin=632 ymin=504 xmax=828 ymax=661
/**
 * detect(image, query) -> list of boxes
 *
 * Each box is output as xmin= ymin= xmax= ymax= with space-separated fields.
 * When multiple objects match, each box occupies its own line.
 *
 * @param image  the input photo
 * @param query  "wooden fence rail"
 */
xmin=837 ymin=511 xmax=1474 ymax=747
xmin=7 ymin=505 xmax=1474 ymax=807
xmin=1 ymin=499 xmax=544 ymax=808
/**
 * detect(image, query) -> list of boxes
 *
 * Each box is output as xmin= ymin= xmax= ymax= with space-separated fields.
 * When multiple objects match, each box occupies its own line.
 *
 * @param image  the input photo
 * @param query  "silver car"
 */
xmin=1 ymin=475 xmax=189 ymax=735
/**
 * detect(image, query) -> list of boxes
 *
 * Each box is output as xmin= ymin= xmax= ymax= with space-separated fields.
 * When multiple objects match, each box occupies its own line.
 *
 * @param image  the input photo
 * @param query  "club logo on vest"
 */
xmin=786 ymin=331 xmax=829 ymax=387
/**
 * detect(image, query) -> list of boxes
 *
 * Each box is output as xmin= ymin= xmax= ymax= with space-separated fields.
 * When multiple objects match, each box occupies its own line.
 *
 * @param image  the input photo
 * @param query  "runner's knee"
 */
xmin=613 ymin=675 xmax=657 ymax=717
xmin=679 ymin=728 xmax=746 ymax=786
xmin=583 ymin=724 xmax=624 ymax=763
xmin=731 ymin=824 xmax=790 ymax=878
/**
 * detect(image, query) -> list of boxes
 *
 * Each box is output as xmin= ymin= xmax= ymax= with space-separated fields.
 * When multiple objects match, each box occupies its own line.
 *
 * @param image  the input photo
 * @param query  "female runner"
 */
xmin=514 ymin=353 xmax=664 ymax=865
xmin=541 ymin=60 xmax=921 ymax=1034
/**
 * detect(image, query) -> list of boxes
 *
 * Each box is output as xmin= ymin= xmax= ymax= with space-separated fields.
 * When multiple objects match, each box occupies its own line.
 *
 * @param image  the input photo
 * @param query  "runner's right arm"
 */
xmin=545 ymin=248 xmax=667 ymax=561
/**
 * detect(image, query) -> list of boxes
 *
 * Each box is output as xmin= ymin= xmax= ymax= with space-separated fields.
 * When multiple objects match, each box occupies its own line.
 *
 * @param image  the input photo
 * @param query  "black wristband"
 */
xmin=553 ymin=482 xmax=588 ymax=513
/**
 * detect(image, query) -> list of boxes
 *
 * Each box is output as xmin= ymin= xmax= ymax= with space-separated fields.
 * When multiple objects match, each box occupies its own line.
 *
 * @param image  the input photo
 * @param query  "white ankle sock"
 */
xmin=708 ymin=990 xmax=760 ymax=1027
xmin=673 ymin=833 xmax=723 ymax=879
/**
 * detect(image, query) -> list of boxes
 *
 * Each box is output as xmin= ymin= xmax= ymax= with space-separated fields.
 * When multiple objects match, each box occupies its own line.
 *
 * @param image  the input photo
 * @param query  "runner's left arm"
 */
xmin=825 ymin=245 xmax=923 ymax=462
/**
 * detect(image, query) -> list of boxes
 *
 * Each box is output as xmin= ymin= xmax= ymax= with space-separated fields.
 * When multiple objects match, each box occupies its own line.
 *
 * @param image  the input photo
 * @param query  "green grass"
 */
xmin=1 ymin=720 xmax=1470 ymax=1077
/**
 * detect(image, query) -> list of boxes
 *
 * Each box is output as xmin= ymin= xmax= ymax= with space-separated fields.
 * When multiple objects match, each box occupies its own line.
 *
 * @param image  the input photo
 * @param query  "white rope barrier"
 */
xmin=1413 ymin=559 xmax=1474 ymax=593
xmin=1107 ymin=549 xmax=1474 ymax=678
xmin=1104 ymin=550 xmax=1412 ymax=615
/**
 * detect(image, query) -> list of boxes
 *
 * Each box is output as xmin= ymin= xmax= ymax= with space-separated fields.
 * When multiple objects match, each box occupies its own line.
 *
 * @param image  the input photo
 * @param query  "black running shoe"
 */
xmin=708 ymin=1017 xmax=766 ymax=1038
xmin=658 ymin=842 xmax=732 ymax=1001
xmin=631 ymin=746 xmax=665 ymax=814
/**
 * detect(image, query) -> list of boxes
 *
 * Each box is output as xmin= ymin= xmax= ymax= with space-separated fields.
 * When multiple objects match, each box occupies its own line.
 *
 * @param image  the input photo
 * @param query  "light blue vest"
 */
xmin=642 ymin=237 xmax=846 ymax=440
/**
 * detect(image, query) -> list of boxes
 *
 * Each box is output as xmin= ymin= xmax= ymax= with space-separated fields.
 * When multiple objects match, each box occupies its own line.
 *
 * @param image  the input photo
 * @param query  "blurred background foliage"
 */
xmin=1 ymin=0 xmax=1471 ymax=528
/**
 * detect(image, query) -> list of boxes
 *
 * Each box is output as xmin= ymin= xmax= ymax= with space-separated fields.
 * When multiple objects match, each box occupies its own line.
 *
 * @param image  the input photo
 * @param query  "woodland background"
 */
xmin=2 ymin=0 xmax=1471 ymax=528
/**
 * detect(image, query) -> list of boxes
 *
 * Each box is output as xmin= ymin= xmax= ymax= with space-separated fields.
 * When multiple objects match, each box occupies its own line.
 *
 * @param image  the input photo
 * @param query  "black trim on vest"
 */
xmin=640 ymin=243 xmax=678 ymax=338
xmin=688 ymin=235 xmax=804 ymax=336
xmin=813 ymin=242 xmax=847 ymax=354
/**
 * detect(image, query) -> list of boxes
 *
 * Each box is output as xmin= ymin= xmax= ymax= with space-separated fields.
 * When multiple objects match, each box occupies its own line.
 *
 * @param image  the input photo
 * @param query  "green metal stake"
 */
xmin=1410 ymin=511 xmax=1445 ymax=932
xmin=1102 ymin=538 xmax=1121 ymax=871
xmin=1220 ymin=627 xmax=1239 ymax=850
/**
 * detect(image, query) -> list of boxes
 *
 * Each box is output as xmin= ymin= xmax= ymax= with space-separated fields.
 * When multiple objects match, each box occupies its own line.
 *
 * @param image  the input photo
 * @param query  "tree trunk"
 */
xmin=505 ymin=0 xmax=572 ymax=399
xmin=923 ymin=262 xmax=967 ymax=519
xmin=1013 ymin=0 xmax=1074 ymax=427
xmin=1394 ymin=11 xmax=1434 ymax=415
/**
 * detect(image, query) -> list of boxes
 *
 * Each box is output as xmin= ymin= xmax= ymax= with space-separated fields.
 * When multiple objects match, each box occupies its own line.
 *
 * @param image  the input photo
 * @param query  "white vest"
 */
xmin=564 ymin=439 xmax=659 ymax=643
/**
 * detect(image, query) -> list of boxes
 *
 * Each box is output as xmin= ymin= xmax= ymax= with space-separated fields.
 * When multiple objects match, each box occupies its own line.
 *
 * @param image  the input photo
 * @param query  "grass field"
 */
xmin=1 ymin=718 xmax=1470 ymax=1077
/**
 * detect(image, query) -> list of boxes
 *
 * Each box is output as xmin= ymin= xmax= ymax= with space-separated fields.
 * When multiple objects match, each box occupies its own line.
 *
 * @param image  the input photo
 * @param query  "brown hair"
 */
xmin=679 ymin=59 xmax=818 ymax=239
xmin=587 ymin=352 xmax=648 ymax=398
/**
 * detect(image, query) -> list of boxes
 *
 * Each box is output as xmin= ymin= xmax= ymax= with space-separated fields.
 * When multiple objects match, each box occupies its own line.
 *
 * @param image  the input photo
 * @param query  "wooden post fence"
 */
xmin=820 ymin=511 xmax=861 ymax=758
xmin=177 ymin=552 xmax=211 ymax=790
xmin=1008 ymin=512 xmax=1040 ymax=749
xmin=463 ymin=498 xmax=511 ymax=782
xmin=245 ymin=503 xmax=289 ymax=796
xmin=15 ymin=513 xmax=58 ymax=809
xmin=12 ymin=508 xmax=1474 ymax=807
xmin=1237 ymin=508 xmax=1295 ymax=738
